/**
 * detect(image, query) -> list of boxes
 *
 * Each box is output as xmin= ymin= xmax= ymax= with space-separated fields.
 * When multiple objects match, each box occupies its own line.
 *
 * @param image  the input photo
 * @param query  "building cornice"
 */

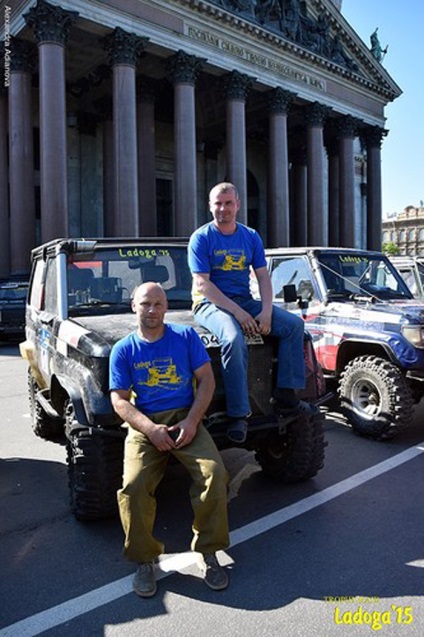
xmin=172 ymin=0 xmax=401 ymax=102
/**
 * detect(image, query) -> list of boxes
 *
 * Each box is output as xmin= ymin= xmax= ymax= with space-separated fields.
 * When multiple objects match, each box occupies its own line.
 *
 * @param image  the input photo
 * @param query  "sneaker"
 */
xmin=276 ymin=400 xmax=319 ymax=417
xmin=133 ymin=562 xmax=157 ymax=598
xmin=198 ymin=553 xmax=229 ymax=591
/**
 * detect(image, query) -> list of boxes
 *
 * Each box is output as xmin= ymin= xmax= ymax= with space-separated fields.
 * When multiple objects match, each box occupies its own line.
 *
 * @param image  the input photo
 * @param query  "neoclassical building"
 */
xmin=0 ymin=0 xmax=401 ymax=276
xmin=382 ymin=206 xmax=424 ymax=256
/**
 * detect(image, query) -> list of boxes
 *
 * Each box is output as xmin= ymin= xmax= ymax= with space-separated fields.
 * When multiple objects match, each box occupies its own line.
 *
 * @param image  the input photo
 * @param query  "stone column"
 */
xmin=325 ymin=135 xmax=340 ymax=247
xmin=365 ymin=126 xmax=385 ymax=251
xmin=137 ymin=76 xmax=157 ymax=236
xmin=223 ymin=71 xmax=253 ymax=223
xmin=0 ymin=84 xmax=10 ymax=277
xmin=338 ymin=115 xmax=358 ymax=248
xmin=167 ymin=51 xmax=204 ymax=236
xmin=291 ymin=147 xmax=308 ymax=246
xmin=8 ymin=38 xmax=36 ymax=274
xmin=25 ymin=0 xmax=78 ymax=242
xmin=267 ymin=87 xmax=294 ymax=247
xmin=305 ymin=102 xmax=330 ymax=245
xmin=104 ymin=28 xmax=148 ymax=237
xmin=95 ymin=96 xmax=114 ymax=237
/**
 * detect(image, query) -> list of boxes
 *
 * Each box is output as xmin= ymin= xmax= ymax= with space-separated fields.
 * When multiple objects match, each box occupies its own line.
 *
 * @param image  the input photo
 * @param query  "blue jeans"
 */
xmin=194 ymin=298 xmax=306 ymax=417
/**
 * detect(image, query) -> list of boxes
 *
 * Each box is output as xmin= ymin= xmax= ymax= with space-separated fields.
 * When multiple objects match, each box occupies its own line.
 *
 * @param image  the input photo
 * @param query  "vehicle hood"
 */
xmin=314 ymin=298 xmax=424 ymax=326
xmin=57 ymin=310 xmax=199 ymax=356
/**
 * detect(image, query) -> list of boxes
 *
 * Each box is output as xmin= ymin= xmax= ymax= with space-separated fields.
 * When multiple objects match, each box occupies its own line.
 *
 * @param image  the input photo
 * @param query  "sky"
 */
xmin=342 ymin=0 xmax=424 ymax=218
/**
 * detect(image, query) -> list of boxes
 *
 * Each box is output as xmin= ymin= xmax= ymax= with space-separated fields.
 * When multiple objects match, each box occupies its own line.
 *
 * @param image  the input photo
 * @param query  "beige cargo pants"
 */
xmin=117 ymin=408 xmax=230 ymax=563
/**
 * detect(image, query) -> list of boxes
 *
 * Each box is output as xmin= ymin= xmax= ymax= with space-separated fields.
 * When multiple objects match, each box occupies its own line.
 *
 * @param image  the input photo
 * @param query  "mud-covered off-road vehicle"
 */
xmin=261 ymin=247 xmax=424 ymax=440
xmin=20 ymin=238 xmax=327 ymax=521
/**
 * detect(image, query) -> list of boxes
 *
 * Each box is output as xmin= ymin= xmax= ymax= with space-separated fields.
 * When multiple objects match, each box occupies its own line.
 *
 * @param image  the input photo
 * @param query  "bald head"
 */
xmin=133 ymin=282 xmax=167 ymax=304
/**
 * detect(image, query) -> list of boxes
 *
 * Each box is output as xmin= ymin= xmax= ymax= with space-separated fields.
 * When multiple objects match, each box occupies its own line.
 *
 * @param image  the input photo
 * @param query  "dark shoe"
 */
xmin=227 ymin=418 xmax=248 ymax=443
xmin=198 ymin=553 xmax=229 ymax=591
xmin=276 ymin=400 xmax=320 ymax=417
xmin=133 ymin=562 xmax=157 ymax=598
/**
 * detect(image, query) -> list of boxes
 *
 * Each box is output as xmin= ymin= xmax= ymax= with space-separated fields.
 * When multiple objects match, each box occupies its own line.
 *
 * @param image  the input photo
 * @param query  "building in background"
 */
xmin=382 ymin=205 xmax=424 ymax=255
xmin=0 ymin=0 xmax=401 ymax=276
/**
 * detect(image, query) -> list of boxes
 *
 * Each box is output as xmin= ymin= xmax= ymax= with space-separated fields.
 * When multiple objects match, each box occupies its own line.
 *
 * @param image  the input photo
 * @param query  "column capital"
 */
xmin=9 ymin=37 xmax=37 ymax=73
xmin=166 ymin=50 xmax=205 ymax=85
xmin=223 ymin=70 xmax=254 ymax=101
xmin=267 ymin=87 xmax=296 ymax=115
xmin=24 ymin=0 xmax=78 ymax=46
xmin=304 ymin=101 xmax=332 ymax=127
xmin=363 ymin=125 xmax=387 ymax=149
xmin=337 ymin=114 xmax=361 ymax=139
xmin=103 ymin=27 xmax=148 ymax=67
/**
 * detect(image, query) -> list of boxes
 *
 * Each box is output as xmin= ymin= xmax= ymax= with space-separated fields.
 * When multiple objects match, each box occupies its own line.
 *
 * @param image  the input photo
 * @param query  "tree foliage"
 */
xmin=382 ymin=241 xmax=400 ymax=255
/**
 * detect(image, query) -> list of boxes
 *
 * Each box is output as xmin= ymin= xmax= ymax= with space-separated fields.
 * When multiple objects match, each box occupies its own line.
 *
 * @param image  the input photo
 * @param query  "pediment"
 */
xmin=176 ymin=0 xmax=401 ymax=102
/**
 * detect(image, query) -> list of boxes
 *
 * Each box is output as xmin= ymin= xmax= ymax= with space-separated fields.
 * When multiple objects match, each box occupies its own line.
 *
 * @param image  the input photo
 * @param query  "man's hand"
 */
xmin=169 ymin=417 xmax=198 ymax=448
xmin=146 ymin=418 xmax=201 ymax=451
xmin=254 ymin=309 xmax=272 ymax=335
xmin=147 ymin=424 xmax=178 ymax=452
xmin=233 ymin=306 xmax=260 ymax=334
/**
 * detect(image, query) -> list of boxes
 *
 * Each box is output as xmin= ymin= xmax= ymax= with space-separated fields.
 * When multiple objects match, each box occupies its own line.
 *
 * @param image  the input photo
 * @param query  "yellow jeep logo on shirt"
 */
xmin=218 ymin=250 xmax=246 ymax=271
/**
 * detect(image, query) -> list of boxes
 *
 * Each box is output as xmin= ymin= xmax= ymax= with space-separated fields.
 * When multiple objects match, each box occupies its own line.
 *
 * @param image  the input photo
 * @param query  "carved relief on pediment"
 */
xmin=208 ymin=0 xmax=358 ymax=72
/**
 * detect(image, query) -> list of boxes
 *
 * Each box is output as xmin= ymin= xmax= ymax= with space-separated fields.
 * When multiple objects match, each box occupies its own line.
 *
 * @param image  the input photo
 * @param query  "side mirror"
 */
xmin=282 ymin=284 xmax=297 ymax=303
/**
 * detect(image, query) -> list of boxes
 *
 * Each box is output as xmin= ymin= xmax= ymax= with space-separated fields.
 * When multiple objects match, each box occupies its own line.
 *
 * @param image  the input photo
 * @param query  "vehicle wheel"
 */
xmin=338 ymin=356 xmax=414 ymax=440
xmin=66 ymin=403 xmax=124 ymax=521
xmin=255 ymin=410 xmax=326 ymax=483
xmin=28 ymin=369 xmax=64 ymax=440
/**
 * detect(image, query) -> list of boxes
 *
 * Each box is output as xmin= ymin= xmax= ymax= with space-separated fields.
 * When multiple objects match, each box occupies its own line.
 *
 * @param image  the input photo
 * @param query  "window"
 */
xmin=269 ymin=256 xmax=317 ymax=302
xmin=29 ymin=260 xmax=45 ymax=310
xmin=44 ymin=259 xmax=58 ymax=314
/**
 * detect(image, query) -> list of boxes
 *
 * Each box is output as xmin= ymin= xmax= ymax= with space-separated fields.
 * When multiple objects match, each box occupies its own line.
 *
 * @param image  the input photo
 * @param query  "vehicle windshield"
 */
xmin=317 ymin=252 xmax=413 ymax=301
xmin=67 ymin=245 xmax=192 ymax=314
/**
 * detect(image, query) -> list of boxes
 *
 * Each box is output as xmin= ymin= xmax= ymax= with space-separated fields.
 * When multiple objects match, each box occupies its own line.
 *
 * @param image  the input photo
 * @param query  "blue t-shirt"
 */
xmin=188 ymin=222 xmax=267 ymax=303
xmin=109 ymin=324 xmax=210 ymax=414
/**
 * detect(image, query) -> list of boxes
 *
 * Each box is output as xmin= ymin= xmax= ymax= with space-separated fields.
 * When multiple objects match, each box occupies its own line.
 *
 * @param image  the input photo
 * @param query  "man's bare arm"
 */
xmin=254 ymin=266 xmax=273 ymax=333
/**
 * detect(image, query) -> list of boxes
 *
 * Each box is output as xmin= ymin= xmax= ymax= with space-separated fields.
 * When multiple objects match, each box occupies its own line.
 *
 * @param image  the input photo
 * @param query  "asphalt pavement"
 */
xmin=1 ymin=343 xmax=424 ymax=637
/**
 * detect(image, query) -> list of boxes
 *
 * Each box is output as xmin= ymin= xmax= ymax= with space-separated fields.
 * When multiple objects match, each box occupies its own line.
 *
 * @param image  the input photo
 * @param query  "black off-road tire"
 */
xmin=66 ymin=404 xmax=124 ymax=521
xmin=338 ymin=355 xmax=414 ymax=440
xmin=255 ymin=410 xmax=326 ymax=483
xmin=28 ymin=369 xmax=64 ymax=440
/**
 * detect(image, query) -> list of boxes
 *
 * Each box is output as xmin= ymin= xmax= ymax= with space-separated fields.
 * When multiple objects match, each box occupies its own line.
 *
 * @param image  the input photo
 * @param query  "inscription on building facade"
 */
xmin=187 ymin=26 xmax=326 ymax=92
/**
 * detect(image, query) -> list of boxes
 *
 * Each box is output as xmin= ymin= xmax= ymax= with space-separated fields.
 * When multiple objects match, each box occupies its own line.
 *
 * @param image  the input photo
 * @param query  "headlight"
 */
xmin=402 ymin=325 xmax=424 ymax=348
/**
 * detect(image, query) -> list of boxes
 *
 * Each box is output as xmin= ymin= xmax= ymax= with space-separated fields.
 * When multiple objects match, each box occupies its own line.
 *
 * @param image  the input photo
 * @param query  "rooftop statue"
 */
xmin=370 ymin=28 xmax=388 ymax=63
